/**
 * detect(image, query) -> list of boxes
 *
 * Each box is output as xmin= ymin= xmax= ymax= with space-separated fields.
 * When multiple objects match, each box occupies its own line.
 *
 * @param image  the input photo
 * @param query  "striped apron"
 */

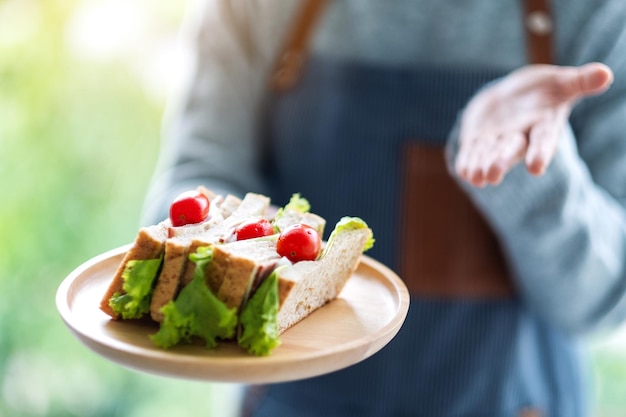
xmin=244 ymin=1 xmax=586 ymax=416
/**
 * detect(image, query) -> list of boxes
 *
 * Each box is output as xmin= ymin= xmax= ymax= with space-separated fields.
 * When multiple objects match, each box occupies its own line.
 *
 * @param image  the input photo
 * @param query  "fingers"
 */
xmin=463 ymin=135 xmax=492 ymax=187
xmin=457 ymin=118 xmax=564 ymax=185
xmin=557 ymin=62 xmax=613 ymax=100
xmin=458 ymin=111 xmax=566 ymax=184
xmin=522 ymin=63 xmax=612 ymax=174
xmin=454 ymin=63 xmax=613 ymax=187
xmin=456 ymin=132 xmax=527 ymax=187
xmin=490 ymin=132 xmax=527 ymax=183
xmin=457 ymin=122 xmax=561 ymax=185
xmin=525 ymin=108 xmax=567 ymax=176
xmin=525 ymin=126 xmax=557 ymax=176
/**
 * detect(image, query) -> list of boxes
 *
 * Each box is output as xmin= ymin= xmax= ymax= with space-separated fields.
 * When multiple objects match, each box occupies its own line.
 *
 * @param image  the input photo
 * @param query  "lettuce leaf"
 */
xmin=109 ymin=257 xmax=162 ymax=319
xmin=272 ymin=193 xmax=310 ymax=231
xmin=283 ymin=193 xmax=310 ymax=213
xmin=150 ymin=246 xmax=237 ymax=349
xmin=238 ymin=268 xmax=281 ymax=356
xmin=323 ymin=217 xmax=375 ymax=258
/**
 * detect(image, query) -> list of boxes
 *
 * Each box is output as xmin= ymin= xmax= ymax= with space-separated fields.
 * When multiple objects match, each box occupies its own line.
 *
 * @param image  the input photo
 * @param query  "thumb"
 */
xmin=559 ymin=62 xmax=613 ymax=99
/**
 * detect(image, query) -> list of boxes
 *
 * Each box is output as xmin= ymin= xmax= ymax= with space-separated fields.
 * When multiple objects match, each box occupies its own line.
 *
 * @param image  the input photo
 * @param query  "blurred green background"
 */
xmin=0 ymin=0 xmax=241 ymax=416
xmin=1 ymin=0 xmax=626 ymax=416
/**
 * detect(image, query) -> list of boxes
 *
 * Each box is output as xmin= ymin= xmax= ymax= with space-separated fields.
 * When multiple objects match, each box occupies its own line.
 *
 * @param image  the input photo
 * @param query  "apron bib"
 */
xmin=264 ymin=62 xmax=514 ymax=298
xmin=265 ymin=0 xmax=553 ymax=298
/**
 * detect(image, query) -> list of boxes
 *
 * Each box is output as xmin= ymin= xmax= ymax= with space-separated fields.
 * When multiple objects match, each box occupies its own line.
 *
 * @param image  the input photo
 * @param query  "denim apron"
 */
xmin=244 ymin=2 xmax=587 ymax=417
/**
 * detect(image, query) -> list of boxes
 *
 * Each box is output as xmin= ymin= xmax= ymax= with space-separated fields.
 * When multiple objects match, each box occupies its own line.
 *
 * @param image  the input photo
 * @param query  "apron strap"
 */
xmin=269 ymin=0 xmax=330 ymax=92
xmin=270 ymin=0 xmax=555 ymax=92
xmin=521 ymin=0 xmax=555 ymax=64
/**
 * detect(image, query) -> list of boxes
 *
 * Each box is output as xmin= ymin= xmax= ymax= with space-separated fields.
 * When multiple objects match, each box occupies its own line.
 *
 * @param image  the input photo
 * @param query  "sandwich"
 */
xmin=100 ymin=189 xmax=374 ymax=356
xmin=100 ymin=189 xmax=268 ymax=320
xmin=149 ymin=192 xmax=270 ymax=321
xmin=239 ymin=216 xmax=374 ymax=354
xmin=99 ymin=186 xmax=224 ymax=319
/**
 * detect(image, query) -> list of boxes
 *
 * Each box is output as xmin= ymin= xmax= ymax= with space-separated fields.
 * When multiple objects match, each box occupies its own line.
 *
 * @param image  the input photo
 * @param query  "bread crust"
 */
xmin=211 ymin=240 xmax=281 ymax=310
xmin=99 ymin=223 xmax=169 ymax=318
xmin=275 ymin=228 xmax=371 ymax=333
xmin=149 ymin=237 xmax=188 ymax=322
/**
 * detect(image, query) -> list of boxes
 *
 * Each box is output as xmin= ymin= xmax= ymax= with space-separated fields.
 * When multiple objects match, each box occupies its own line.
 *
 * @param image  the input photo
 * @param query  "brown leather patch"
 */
xmin=398 ymin=143 xmax=515 ymax=298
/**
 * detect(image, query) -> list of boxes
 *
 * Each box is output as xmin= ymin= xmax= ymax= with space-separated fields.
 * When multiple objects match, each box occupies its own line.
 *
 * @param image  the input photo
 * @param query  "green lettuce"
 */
xmin=283 ymin=193 xmax=310 ymax=213
xmin=323 ymin=217 xmax=375 ymax=257
xmin=238 ymin=268 xmax=282 ymax=356
xmin=272 ymin=193 xmax=310 ymax=231
xmin=109 ymin=257 xmax=162 ymax=319
xmin=150 ymin=246 xmax=237 ymax=349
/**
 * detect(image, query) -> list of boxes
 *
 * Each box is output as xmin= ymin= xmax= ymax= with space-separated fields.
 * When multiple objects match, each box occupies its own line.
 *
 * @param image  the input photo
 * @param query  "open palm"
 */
xmin=455 ymin=63 xmax=613 ymax=187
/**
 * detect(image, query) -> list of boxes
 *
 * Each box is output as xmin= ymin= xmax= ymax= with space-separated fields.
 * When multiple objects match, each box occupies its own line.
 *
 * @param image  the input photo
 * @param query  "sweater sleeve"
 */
xmin=446 ymin=3 xmax=626 ymax=335
xmin=141 ymin=0 xmax=296 ymax=225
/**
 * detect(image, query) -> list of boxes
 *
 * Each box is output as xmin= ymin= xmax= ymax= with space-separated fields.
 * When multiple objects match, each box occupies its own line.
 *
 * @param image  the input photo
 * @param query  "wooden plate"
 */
xmin=56 ymin=244 xmax=409 ymax=384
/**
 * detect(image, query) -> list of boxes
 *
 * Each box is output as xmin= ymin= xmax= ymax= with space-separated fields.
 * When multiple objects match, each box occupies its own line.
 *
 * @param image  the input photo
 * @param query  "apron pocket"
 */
xmin=398 ymin=142 xmax=515 ymax=298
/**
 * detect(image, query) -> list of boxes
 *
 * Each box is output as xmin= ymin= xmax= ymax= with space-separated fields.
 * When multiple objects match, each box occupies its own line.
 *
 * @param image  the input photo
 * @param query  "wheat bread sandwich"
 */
xmin=151 ymin=216 xmax=374 ymax=356
xmin=101 ymin=190 xmax=304 ymax=322
xmin=273 ymin=217 xmax=373 ymax=333
xmin=99 ymin=189 xmax=373 ymax=356
xmin=149 ymin=193 xmax=244 ymax=322
xmin=177 ymin=192 xmax=272 ymax=287
xmin=99 ymin=219 xmax=171 ymax=319
xmin=203 ymin=207 xmax=327 ymax=312
xmin=191 ymin=193 xmax=326 ymax=314
xmin=151 ymin=194 xmax=326 ymax=323
xmin=100 ymin=188 xmax=242 ymax=320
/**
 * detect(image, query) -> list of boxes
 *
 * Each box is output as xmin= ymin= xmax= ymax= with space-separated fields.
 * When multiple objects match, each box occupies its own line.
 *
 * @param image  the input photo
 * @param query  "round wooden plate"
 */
xmin=56 ymin=244 xmax=410 ymax=384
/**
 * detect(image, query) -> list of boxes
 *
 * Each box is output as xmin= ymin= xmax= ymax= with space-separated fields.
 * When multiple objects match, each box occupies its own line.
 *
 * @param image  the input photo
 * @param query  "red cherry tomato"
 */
xmin=235 ymin=218 xmax=275 ymax=241
xmin=276 ymin=224 xmax=321 ymax=263
xmin=169 ymin=190 xmax=210 ymax=227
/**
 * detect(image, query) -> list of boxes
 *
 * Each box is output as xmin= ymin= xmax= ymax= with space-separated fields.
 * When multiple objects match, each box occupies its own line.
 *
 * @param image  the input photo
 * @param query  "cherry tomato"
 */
xmin=235 ymin=218 xmax=275 ymax=241
xmin=169 ymin=190 xmax=210 ymax=227
xmin=276 ymin=224 xmax=321 ymax=262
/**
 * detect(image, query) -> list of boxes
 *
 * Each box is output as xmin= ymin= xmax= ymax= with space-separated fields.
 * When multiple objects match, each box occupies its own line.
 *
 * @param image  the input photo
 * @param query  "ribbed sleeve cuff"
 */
xmin=446 ymin=125 xmax=585 ymax=239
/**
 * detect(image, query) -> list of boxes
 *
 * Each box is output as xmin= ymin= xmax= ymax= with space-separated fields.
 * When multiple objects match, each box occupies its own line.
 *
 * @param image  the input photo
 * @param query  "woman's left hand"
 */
xmin=455 ymin=63 xmax=613 ymax=187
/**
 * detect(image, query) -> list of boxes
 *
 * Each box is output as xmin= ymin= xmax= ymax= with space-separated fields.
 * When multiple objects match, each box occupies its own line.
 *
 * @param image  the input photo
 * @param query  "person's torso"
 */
xmin=250 ymin=2 xmax=588 ymax=416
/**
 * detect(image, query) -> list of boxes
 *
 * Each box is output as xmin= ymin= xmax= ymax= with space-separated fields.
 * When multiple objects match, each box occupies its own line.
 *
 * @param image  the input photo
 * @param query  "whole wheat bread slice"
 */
xmin=195 ymin=206 xmax=329 ymax=311
xmin=99 ymin=220 xmax=170 ymax=318
xmin=149 ymin=194 xmax=243 ymax=322
xmin=273 ymin=211 xmax=326 ymax=235
xmin=275 ymin=226 xmax=372 ymax=334
xmin=206 ymin=239 xmax=282 ymax=310
xmin=101 ymin=188 xmax=238 ymax=320
xmin=148 ymin=235 xmax=191 ymax=322
xmin=179 ymin=192 xmax=271 ymax=286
